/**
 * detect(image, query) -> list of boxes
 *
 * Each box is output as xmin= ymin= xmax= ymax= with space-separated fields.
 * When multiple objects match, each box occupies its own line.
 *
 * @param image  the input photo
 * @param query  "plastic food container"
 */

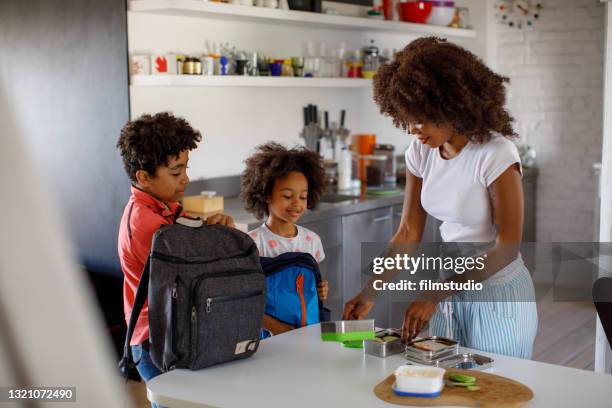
xmin=399 ymin=1 xmax=433 ymax=23
xmin=426 ymin=1 xmax=455 ymax=26
xmin=320 ymin=320 xmax=375 ymax=342
xmin=393 ymin=365 xmax=446 ymax=397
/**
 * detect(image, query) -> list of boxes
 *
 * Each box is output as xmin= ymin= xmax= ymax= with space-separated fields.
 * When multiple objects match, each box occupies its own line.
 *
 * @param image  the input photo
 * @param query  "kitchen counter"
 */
xmin=222 ymin=190 xmax=405 ymax=230
xmin=147 ymin=324 xmax=612 ymax=408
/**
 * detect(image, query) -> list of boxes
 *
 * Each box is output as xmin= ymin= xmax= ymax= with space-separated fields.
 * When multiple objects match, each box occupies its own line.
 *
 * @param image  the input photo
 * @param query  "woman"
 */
xmin=343 ymin=37 xmax=538 ymax=359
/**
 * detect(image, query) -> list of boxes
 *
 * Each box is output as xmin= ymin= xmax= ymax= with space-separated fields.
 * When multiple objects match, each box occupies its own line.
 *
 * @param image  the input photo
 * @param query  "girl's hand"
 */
xmin=262 ymin=314 xmax=295 ymax=335
xmin=402 ymin=300 xmax=438 ymax=341
xmin=342 ymin=292 xmax=375 ymax=320
xmin=205 ymin=213 xmax=235 ymax=228
xmin=317 ymin=280 xmax=329 ymax=301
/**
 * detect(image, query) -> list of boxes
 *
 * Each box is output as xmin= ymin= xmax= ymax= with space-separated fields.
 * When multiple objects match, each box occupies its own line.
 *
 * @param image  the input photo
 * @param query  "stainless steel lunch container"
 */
xmin=320 ymin=320 xmax=375 ymax=342
xmin=434 ymin=352 xmax=494 ymax=370
xmin=363 ymin=329 xmax=404 ymax=358
xmin=404 ymin=336 xmax=459 ymax=364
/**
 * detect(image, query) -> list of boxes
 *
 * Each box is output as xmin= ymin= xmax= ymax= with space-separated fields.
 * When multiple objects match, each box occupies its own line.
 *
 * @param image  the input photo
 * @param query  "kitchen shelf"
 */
xmin=128 ymin=0 xmax=476 ymax=38
xmin=130 ymin=75 xmax=372 ymax=88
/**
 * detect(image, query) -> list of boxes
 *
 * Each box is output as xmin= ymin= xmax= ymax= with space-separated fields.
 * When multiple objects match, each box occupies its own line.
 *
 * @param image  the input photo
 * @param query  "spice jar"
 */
xmin=183 ymin=57 xmax=195 ymax=75
xmin=192 ymin=57 xmax=202 ymax=75
xmin=282 ymin=59 xmax=294 ymax=76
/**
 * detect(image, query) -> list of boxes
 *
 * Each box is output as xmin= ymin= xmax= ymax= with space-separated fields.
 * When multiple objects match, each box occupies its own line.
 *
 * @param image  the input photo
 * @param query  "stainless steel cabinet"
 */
xmin=341 ymin=207 xmax=394 ymax=327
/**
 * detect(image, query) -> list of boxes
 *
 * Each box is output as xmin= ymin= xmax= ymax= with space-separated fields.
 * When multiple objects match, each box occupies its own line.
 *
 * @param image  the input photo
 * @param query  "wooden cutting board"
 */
xmin=374 ymin=369 xmax=533 ymax=408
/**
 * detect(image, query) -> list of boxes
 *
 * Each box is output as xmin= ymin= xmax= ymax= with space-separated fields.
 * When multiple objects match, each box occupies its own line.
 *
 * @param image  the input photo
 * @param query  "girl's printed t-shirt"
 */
xmin=249 ymin=223 xmax=326 ymax=262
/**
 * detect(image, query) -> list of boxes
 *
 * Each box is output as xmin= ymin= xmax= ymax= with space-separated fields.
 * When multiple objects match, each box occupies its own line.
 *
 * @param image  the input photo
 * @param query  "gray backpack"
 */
xmin=119 ymin=221 xmax=266 ymax=375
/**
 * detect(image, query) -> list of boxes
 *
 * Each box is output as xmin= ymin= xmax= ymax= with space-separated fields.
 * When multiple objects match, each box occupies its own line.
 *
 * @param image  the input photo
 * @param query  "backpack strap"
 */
xmin=118 ymin=256 xmax=151 ymax=378
xmin=119 ymin=206 xmax=198 ymax=378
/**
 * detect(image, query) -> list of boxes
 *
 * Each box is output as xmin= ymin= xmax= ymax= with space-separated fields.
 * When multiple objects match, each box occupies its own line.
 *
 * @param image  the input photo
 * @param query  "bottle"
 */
xmin=362 ymin=39 xmax=380 ymax=79
xmin=338 ymin=147 xmax=352 ymax=191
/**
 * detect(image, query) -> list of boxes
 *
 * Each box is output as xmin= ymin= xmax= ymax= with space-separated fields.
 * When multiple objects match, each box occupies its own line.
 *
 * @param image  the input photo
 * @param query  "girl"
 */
xmin=241 ymin=142 xmax=329 ymax=335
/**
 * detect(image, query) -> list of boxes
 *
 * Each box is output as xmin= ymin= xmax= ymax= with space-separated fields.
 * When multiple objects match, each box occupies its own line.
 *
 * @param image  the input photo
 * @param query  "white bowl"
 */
xmin=427 ymin=4 xmax=455 ymax=27
xmin=394 ymin=365 xmax=445 ymax=395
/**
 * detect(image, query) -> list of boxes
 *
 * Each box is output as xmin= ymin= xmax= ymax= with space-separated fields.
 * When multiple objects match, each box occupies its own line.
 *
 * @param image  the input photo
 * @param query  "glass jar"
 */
xmin=362 ymin=40 xmax=380 ymax=79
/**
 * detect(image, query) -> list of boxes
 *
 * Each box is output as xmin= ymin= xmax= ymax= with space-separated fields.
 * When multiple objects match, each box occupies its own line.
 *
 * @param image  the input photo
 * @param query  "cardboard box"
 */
xmin=182 ymin=195 xmax=224 ymax=214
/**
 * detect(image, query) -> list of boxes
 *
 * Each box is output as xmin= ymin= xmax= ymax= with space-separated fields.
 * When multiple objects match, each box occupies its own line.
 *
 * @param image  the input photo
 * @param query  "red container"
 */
xmin=400 ymin=1 xmax=433 ymax=23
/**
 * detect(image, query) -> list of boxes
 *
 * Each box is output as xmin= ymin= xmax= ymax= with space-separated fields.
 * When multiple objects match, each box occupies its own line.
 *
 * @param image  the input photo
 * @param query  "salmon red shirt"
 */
xmin=118 ymin=185 xmax=183 ymax=345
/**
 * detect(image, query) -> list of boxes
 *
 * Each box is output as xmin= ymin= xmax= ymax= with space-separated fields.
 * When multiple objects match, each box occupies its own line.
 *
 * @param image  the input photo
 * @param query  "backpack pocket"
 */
xmin=189 ymin=273 xmax=265 ymax=369
xmin=163 ymin=275 xmax=191 ymax=370
xmin=265 ymin=267 xmax=320 ymax=328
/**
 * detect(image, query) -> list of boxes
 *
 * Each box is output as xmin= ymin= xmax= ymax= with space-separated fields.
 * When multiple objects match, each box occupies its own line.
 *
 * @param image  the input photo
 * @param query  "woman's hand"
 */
xmin=317 ymin=280 xmax=329 ymax=301
xmin=402 ymin=300 xmax=438 ymax=341
xmin=342 ymin=292 xmax=375 ymax=320
xmin=205 ymin=213 xmax=235 ymax=228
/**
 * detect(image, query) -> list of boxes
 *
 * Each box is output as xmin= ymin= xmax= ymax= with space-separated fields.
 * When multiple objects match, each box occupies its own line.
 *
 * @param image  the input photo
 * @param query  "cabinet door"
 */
xmin=300 ymin=218 xmax=343 ymax=320
xmin=342 ymin=207 xmax=393 ymax=326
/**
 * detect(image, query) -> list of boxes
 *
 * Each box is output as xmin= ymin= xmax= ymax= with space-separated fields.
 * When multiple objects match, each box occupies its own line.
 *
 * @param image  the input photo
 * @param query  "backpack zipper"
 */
xmin=190 ymin=269 xmax=262 ymax=305
xmin=190 ymin=304 xmax=197 ymax=366
xmin=205 ymin=290 xmax=263 ymax=314
xmin=296 ymin=274 xmax=307 ymax=327
xmin=170 ymin=277 xmax=179 ymax=365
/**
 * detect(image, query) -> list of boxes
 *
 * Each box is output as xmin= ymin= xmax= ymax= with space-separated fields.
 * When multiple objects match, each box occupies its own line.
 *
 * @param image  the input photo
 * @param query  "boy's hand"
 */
xmin=205 ymin=213 xmax=235 ymax=228
xmin=317 ymin=280 xmax=329 ymax=301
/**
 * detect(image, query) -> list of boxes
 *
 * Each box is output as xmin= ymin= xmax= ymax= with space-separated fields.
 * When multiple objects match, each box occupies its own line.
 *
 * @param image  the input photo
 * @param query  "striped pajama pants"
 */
xmin=428 ymin=258 xmax=539 ymax=359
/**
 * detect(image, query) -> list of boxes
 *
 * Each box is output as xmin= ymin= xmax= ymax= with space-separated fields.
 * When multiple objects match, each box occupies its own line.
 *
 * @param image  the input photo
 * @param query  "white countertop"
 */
xmin=147 ymin=324 xmax=612 ymax=408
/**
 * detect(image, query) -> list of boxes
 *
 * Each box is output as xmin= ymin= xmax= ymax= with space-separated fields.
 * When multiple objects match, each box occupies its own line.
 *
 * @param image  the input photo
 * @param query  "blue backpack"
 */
xmin=260 ymin=252 xmax=331 ymax=330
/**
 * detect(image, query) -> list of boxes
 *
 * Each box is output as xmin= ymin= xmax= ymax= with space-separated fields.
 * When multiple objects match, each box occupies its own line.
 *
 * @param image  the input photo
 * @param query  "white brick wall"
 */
xmin=492 ymin=0 xmax=605 ymax=242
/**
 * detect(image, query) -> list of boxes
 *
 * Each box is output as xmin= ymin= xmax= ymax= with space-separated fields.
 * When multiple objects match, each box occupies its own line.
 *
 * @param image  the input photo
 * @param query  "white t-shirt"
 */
xmin=405 ymin=135 xmax=522 ymax=243
xmin=249 ymin=223 xmax=326 ymax=262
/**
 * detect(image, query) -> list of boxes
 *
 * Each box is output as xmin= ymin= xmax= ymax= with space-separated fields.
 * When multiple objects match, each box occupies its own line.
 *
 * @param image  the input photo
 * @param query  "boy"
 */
xmin=116 ymin=112 xmax=233 ymax=400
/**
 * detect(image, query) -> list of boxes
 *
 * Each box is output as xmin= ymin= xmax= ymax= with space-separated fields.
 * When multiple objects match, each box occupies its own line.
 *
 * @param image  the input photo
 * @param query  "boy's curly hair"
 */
xmin=373 ymin=37 xmax=516 ymax=143
xmin=240 ymin=142 xmax=326 ymax=220
xmin=116 ymin=112 xmax=202 ymax=181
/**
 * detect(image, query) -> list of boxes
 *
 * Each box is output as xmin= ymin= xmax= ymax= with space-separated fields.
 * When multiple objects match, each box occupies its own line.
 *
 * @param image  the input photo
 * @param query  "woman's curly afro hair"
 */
xmin=373 ymin=37 xmax=516 ymax=143
xmin=117 ymin=112 xmax=202 ymax=181
xmin=240 ymin=142 xmax=326 ymax=220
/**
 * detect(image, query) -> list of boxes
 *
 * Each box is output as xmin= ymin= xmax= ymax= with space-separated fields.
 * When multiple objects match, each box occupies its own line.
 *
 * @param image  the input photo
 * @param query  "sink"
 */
xmin=319 ymin=193 xmax=360 ymax=203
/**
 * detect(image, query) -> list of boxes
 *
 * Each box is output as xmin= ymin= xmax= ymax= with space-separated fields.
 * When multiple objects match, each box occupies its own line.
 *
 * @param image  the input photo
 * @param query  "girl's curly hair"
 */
xmin=373 ymin=37 xmax=516 ymax=143
xmin=240 ymin=142 xmax=326 ymax=220
xmin=117 ymin=112 xmax=202 ymax=181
